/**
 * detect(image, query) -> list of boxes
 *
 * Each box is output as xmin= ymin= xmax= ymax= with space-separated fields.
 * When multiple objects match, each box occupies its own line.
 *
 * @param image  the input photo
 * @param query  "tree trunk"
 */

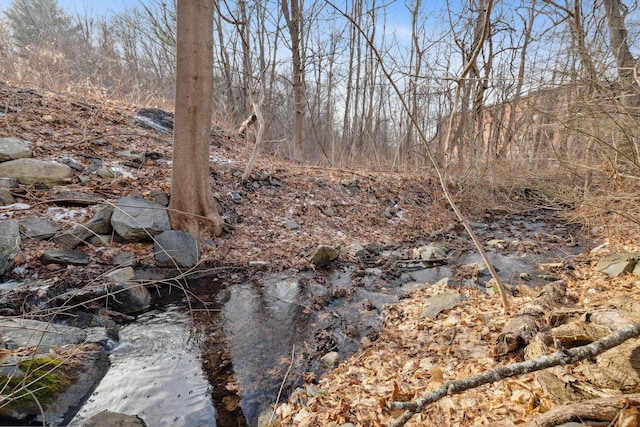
xmin=169 ymin=0 xmax=224 ymax=239
xmin=602 ymin=0 xmax=639 ymax=108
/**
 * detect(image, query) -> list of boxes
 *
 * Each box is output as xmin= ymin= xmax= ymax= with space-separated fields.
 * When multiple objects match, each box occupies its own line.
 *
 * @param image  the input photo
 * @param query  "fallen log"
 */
xmin=528 ymin=394 xmax=640 ymax=427
xmin=495 ymin=280 xmax=567 ymax=358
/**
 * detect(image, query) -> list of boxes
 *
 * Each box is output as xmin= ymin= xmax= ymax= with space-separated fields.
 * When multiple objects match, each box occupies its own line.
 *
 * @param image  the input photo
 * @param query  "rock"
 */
xmin=487 ymin=239 xmax=508 ymax=249
xmin=116 ymin=150 xmax=145 ymax=164
xmin=229 ymin=192 xmax=242 ymax=204
xmin=364 ymin=242 xmax=382 ymax=255
xmin=0 ymin=136 xmax=32 ymax=161
xmin=19 ymin=217 xmax=60 ymax=240
xmin=54 ymin=205 xmax=114 ymax=249
xmin=0 ymin=346 xmax=109 ymax=426
xmin=113 ymin=252 xmax=136 ymax=267
xmin=111 ymin=197 xmax=170 ymax=242
xmin=153 ymin=230 xmax=199 ymax=268
xmin=412 ymin=244 xmax=446 ymax=261
xmin=105 ymin=266 xmax=136 ymax=283
xmin=0 ymin=187 xmax=15 ymax=205
xmin=0 ymin=316 xmax=87 ymax=351
xmin=321 ymin=351 xmax=340 ymax=369
xmin=310 ymin=245 xmax=341 ymax=266
xmin=420 ymin=292 xmax=468 ymax=318
xmin=0 ymin=220 xmax=21 ymax=275
xmin=132 ymin=108 xmax=174 ymax=133
xmin=149 ymin=190 xmax=169 ymax=207
xmin=49 ymin=191 xmax=103 ymax=206
xmin=284 ymin=219 xmax=299 ymax=229
xmin=347 ymin=242 xmax=368 ymax=258
xmin=108 ymin=282 xmax=151 ymax=314
xmin=96 ymin=168 xmax=116 ymax=178
xmin=82 ymin=411 xmax=147 ymax=427
xmin=248 ymin=260 xmax=268 ymax=268
xmin=0 ymin=158 xmax=72 ymax=186
xmin=596 ymin=253 xmax=639 ymax=278
xmin=41 ymin=249 xmax=90 ymax=266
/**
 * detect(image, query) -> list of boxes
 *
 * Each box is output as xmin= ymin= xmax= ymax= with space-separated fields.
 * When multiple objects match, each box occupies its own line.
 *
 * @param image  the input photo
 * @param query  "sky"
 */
xmin=0 ymin=0 xmax=140 ymax=17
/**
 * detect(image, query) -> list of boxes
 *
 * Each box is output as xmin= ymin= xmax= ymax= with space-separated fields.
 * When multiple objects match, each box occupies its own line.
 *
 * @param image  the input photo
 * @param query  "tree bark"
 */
xmin=169 ymin=0 xmax=224 ymax=239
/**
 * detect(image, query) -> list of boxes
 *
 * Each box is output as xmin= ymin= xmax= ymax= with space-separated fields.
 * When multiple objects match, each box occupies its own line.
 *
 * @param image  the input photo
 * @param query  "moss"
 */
xmin=0 ymin=356 xmax=74 ymax=411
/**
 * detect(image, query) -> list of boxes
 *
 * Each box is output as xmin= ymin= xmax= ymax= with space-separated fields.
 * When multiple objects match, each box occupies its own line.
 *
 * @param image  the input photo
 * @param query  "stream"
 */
xmin=68 ymin=304 xmax=217 ymax=427
xmin=67 ymin=213 xmax=585 ymax=427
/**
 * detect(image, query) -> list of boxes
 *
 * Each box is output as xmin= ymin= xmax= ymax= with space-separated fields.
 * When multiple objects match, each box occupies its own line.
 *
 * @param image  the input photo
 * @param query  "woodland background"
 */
xmin=0 ymin=0 xmax=639 ymax=231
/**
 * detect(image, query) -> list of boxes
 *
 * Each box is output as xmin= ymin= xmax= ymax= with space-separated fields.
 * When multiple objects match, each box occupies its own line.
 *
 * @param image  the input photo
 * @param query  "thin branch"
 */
xmin=325 ymin=0 xmax=509 ymax=313
xmin=389 ymin=322 xmax=640 ymax=427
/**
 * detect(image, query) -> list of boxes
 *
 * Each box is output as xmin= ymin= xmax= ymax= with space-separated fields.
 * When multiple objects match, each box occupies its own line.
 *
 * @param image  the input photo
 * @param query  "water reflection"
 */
xmin=222 ymin=273 xmax=313 ymax=425
xmin=70 ymin=304 xmax=216 ymax=427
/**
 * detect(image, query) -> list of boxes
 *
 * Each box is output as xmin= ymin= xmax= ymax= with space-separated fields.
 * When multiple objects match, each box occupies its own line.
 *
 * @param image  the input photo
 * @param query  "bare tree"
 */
xmin=169 ymin=0 xmax=224 ymax=239
xmin=281 ymin=0 xmax=307 ymax=159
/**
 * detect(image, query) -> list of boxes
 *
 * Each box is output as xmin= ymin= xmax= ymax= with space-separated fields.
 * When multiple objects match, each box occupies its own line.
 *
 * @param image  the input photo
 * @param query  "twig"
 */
xmin=389 ymin=322 xmax=640 ymax=427
xmin=269 ymin=345 xmax=295 ymax=426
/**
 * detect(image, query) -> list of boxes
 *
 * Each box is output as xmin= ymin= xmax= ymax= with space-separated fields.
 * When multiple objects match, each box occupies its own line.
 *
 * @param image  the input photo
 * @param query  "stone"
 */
xmin=412 ymin=244 xmax=446 ymax=261
xmin=248 ymin=260 xmax=268 ymax=268
xmin=310 ymin=245 xmax=341 ymax=266
xmin=96 ymin=168 xmax=116 ymax=179
xmin=0 ymin=220 xmax=21 ymax=275
xmin=0 ymin=316 xmax=86 ymax=352
xmin=347 ymin=242 xmax=368 ymax=258
xmin=105 ymin=266 xmax=136 ymax=283
xmin=82 ymin=411 xmax=147 ymax=427
xmin=321 ymin=351 xmax=340 ymax=369
xmin=54 ymin=205 xmax=114 ymax=249
xmin=420 ymin=292 xmax=468 ymax=319
xmin=113 ymin=252 xmax=136 ymax=267
xmin=0 ymin=345 xmax=109 ymax=426
xmin=596 ymin=253 xmax=639 ymax=278
xmin=153 ymin=230 xmax=199 ymax=268
xmin=132 ymin=108 xmax=174 ymax=133
xmin=108 ymin=282 xmax=151 ymax=314
xmin=487 ymin=239 xmax=508 ymax=249
xmin=150 ymin=190 xmax=169 ymax=206
xmin=0 ymin=187 xmax=15 ymax=205
xmin=0 ymin=158 xmax=72 ymax=186
xmin=19 ymin=217 xmax=59 ymax=240
xmin=41 ymin=250 xmax=90 ymax=266
xmin=284 ymin=219 xmax=299 ymax=229
xmin=50 ymin=191 xmax=103 ymax=206
xmin=111 ymin=197 xmax=170 ymax=242
xmin=0 ymin=136 xmax=32 ymax=161
xmin=116 ymin=150 xmax=145 ymax=163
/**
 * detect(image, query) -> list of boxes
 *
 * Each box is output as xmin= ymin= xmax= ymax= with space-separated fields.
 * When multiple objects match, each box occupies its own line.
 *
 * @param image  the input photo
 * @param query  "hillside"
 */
xmin=1 ymin=82 xmax=640 ymax=427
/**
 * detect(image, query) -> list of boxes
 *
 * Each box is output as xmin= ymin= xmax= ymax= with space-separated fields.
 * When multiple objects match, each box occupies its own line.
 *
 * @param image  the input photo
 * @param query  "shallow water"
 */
xmin=69 ymin=304 xmax=216 ymax=427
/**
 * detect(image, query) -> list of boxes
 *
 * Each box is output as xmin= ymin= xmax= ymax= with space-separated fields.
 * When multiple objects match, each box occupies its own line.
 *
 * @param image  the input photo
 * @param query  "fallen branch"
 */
xmin=389 ymin=322 xmax=640 ymax=427
xmin=528 ymin=394 xmax=640 ymax=427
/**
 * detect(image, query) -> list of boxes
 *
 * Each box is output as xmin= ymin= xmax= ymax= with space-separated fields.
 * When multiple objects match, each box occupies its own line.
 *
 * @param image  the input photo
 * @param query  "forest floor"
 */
xmin=1 ymin=81 xmax=640 ymax=426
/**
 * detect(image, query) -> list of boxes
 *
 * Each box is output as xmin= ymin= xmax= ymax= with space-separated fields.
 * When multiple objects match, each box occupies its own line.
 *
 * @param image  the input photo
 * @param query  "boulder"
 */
xmin=54 ymin=205 xmax=113 ymax=249
xmin=0 ymin=220 xmax=20 ymax=275
xmin=0 ymin=137 xmax=32 ymax=161
xmin=110 ymin=197 xmax=170 ymax=242
xmin=0 ymin=158 xmax=72 ymax=186
xmin=153 ymin=230 xmax=199 ymax=268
